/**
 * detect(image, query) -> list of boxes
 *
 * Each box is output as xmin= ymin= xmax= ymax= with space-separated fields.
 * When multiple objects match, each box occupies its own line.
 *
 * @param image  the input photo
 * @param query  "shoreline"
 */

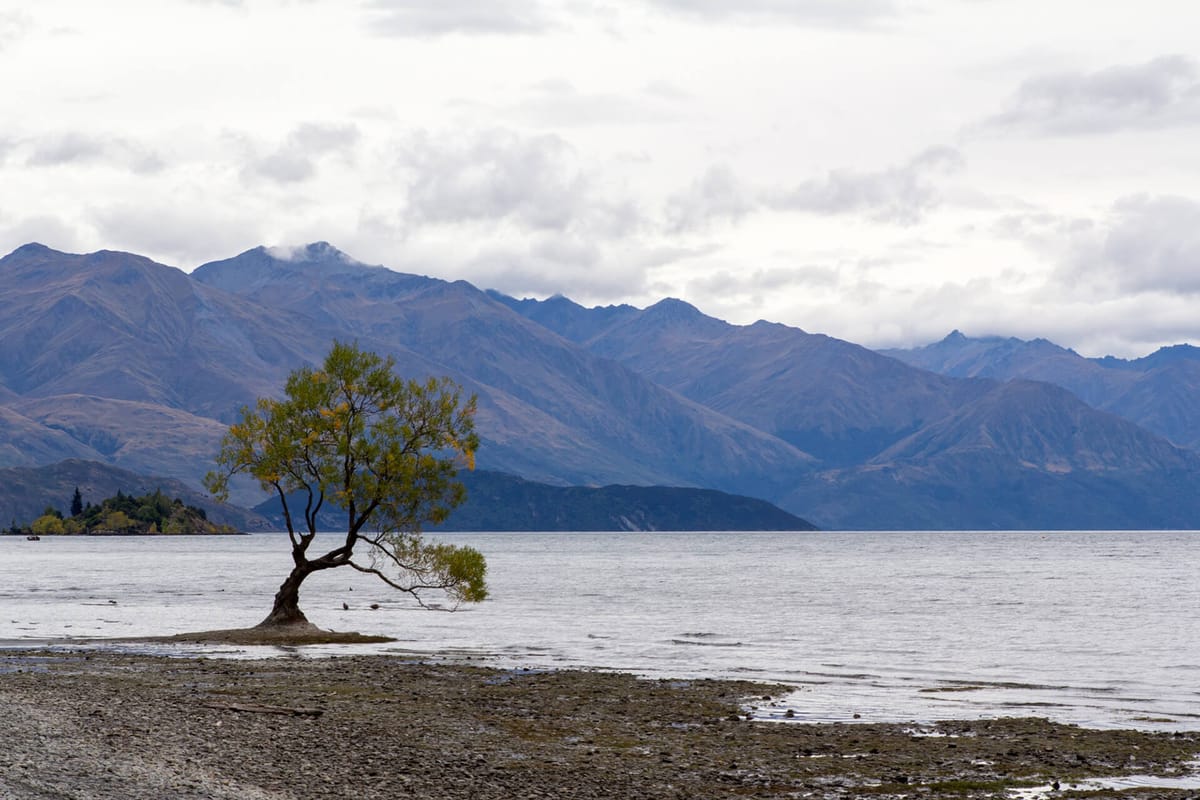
xmin=2 ymin=649 xmax=1198 ymax=799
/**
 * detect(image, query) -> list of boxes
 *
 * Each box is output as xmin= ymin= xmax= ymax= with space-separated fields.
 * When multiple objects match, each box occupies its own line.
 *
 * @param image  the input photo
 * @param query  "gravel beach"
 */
xmin=1 ymin=649 xmax=1197 ymax=799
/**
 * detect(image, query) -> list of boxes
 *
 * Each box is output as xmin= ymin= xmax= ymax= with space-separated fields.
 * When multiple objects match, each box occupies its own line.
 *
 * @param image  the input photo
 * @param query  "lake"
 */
xmin=2 ymin=530 xmax=1197 ymax=731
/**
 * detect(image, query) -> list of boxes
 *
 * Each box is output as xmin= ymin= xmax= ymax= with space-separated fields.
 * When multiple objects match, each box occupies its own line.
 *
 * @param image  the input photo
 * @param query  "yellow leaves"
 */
xmin=318 ymin=402 xmax=349 ymax=419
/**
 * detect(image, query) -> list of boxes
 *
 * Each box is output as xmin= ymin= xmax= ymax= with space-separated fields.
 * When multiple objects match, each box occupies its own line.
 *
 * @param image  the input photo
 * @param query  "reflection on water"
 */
xmin=2 ymin=530 xmax=1199 ymax=730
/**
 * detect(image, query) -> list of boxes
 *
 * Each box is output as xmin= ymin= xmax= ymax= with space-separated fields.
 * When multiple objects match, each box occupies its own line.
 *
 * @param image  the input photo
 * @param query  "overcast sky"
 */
xmin=3 ymin=0 xmax=1199 ymax=357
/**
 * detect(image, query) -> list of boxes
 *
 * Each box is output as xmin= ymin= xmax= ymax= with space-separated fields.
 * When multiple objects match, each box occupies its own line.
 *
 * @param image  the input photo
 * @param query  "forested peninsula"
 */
xmin=6 ymin=488 xmax=237 ymax=536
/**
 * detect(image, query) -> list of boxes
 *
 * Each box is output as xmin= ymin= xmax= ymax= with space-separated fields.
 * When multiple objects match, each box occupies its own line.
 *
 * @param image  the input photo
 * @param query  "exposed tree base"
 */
xmin=134 ymin=625 xmax=395 ymax=646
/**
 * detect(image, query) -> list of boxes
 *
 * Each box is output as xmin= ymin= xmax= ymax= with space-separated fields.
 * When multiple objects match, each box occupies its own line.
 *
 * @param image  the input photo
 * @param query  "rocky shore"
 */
xmin=1 ymin=649 xmax=1197 ymax=799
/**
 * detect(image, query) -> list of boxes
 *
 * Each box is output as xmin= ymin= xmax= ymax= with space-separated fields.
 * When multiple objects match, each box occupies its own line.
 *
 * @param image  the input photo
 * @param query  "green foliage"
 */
xmin=0 ymin=488 xmax=232 ymax=535
xmin=31 ymin=514 xmax=66 ymax=536
xmin=70 ymin=487 xmax=83 ymax=517
xmin=103 ymin=510 xmax=136 ymax=532
xmin=206 ymin=340 xmax=488 ymax=612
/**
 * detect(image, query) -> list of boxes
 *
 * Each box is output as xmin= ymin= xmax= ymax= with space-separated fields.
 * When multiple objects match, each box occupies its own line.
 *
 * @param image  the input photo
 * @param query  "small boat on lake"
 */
xmin=26 ymin=534 xmax=40 ymax=541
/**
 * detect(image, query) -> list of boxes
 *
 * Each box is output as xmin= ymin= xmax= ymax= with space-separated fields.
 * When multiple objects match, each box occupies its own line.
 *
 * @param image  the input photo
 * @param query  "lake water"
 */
xmin=2 ymin=531 xmax=1198 ymax=731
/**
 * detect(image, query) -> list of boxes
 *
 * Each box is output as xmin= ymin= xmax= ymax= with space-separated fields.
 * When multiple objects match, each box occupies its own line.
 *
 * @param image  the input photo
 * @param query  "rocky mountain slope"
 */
xmin=0 ymin=243 xmax=813 ymax=508
xmin=191 ymin=244 xmax=814 ymax=498
xmin=883 ymin=332 xmax=1200 ymax=451
xmin=499 ymin=293 xmax=1200 ymax=529
xmin=5 ymin=241 xmax=1200 ymax=530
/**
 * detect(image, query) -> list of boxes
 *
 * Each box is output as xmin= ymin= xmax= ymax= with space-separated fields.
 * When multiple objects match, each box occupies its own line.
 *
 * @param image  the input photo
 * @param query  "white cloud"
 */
xmin=25 ymin=132 xmax=164 ymax=174
xmin=0 ymin=214 xmax=87 ymax=256
xmin=363 ymin=0 xmax=555 ymax=36
xmin=398 ymin=128 xmax=641 ymax=237
xmin=665 ymin=165 xmax=756 ymax=232
xmin=0 ymin=11 xmax=32 ymax=51
xmin=1057 ymin=195 xmax=1200 ymax=296
xmin=645 ymin=0 xmax=900 ymax=28
xmin=981 ymin=55 xmax=1200 ymax=136
xmin=512 ymin=79 xmax=693 ymax=128
xmin=667 ymin=147 xmax=965 ymax=231
xmin=769 ymin=147 xmax=965 ymax=224
xmin=240 ymin=122 xmax=361 ymax=185
xmin=91 ymin=201 xmax=266 ymax=269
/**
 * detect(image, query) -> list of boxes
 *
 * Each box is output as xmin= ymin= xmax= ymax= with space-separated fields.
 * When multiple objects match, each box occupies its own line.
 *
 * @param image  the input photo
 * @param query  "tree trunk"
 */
xmin=257 ymin=562 xmax=313 ymax=628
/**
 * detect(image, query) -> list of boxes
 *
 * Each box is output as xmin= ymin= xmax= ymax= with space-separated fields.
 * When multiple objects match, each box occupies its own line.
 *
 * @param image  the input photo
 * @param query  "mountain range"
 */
xmin=882 ymin=331 xmax=1200 ymax=452
xmin=1 ymin=241 xmax=1198 ymax=530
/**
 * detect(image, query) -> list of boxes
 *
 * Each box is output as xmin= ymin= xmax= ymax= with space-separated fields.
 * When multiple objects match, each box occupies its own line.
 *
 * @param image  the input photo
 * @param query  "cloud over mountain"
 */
xmin=668 ymin=147 xmax=965 ymax=231
xmin=1059 ymin=194 xmax=1200 ymax=296
xmin=982 ymin=55 xmax=1200 ymax=136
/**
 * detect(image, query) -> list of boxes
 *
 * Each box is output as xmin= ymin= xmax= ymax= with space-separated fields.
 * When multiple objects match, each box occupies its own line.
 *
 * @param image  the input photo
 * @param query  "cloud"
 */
xmin=0 ymin=215 xmax=87 ymax=256
xmin=1057 ymin=195 xmax=1200 ymax=296
xmin=645 ymin=0 xmax=900 ymax=28
xmin=665 ymin=165 xmax=756 ymax=232
xmin=455 ymin=234 xmax=659 ymax=302
xmin=25 ymin=132 xmax=164 ymax=174
xmin=0 ymin=11 xmax=32 ymax=51
xmin=770 ymin=147 xmax=964 ymax=224
xmin=91 ymin=201 xmax=266 ymax=269
xmin=241 ymin=122 xmax=361 ymax=185
xmin=981 ymin=55 xmax=1200 ymax=136
xmin=399 ymin=128 xmax=640 ymax=237
xmin=363 ymin=0 xmax=555 ymax=36
xmin=687 ymin=264 xmax=841 ymax=309
xmin=512 ymin=79 xmax=693 ymax=128
xmin=667 ymin=147 xmax=964 ymax=231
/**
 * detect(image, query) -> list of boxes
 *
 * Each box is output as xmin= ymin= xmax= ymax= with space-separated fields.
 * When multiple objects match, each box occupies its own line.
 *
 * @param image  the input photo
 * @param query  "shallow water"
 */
xmin=2 ymin=530 xmax=1198 ymax=730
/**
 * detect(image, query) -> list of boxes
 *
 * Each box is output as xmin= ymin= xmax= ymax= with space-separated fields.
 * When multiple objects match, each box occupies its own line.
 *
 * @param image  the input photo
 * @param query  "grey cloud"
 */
xmin=645 ymin=0 xmax=900 ymax=28
xmin=665 ymin=165 xmax=756 ymax=232
xmin=92 ymin=202 xmax=264 ymax=269
xmin=668 ymin=147 xmax=964 ymax=231
xmin=982 ymin=55 xmax=1200 ymax=136
xmin=250 ymin=152 xmax=315 ymax=183
xmin=1060 ymin=195 xmax=1200 ymax=295
xmin=25 ymin=133 xmax=164 ymax=174
xmin=400 ymin=128 xmax=639 ymax=237
xmin=364 ymin=0 xmax=554 ymax=36
xmin=242 ymin=122 xmax=361 ymax=185
xmin=770 ymin=147 xmax=964 ymax=224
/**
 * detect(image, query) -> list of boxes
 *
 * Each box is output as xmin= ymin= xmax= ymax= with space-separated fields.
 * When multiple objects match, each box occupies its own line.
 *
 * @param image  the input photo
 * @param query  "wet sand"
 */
xmin=1 ymin=649 xmax=1197 ymax=799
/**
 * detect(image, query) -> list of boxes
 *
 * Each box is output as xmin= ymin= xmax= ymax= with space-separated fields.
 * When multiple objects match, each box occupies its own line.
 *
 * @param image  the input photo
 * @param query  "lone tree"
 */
xmin=205 ymin=341 xmax=487 ymax=630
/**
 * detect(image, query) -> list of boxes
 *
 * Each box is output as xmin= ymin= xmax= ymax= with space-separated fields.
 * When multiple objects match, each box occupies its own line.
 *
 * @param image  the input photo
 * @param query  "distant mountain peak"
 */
xmin=645 ymin=297 xmax=702 ymax=318
xmin=261 ymin=241 xmax=363 ymax=266
xmin=943 ymin=329 xmax=968 ymax=342
xmin=10 ymin=242 xmax=57 ymax=257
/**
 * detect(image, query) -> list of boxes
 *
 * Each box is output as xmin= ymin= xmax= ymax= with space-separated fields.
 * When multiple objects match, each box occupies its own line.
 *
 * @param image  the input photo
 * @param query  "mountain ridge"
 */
xmin=5 ymin=242 xmax=1200 ymax=530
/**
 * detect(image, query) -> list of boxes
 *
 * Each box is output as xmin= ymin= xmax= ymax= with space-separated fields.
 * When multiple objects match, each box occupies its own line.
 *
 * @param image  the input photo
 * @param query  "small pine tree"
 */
xmin=70 ymin=487 xmax=84 ymax=517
